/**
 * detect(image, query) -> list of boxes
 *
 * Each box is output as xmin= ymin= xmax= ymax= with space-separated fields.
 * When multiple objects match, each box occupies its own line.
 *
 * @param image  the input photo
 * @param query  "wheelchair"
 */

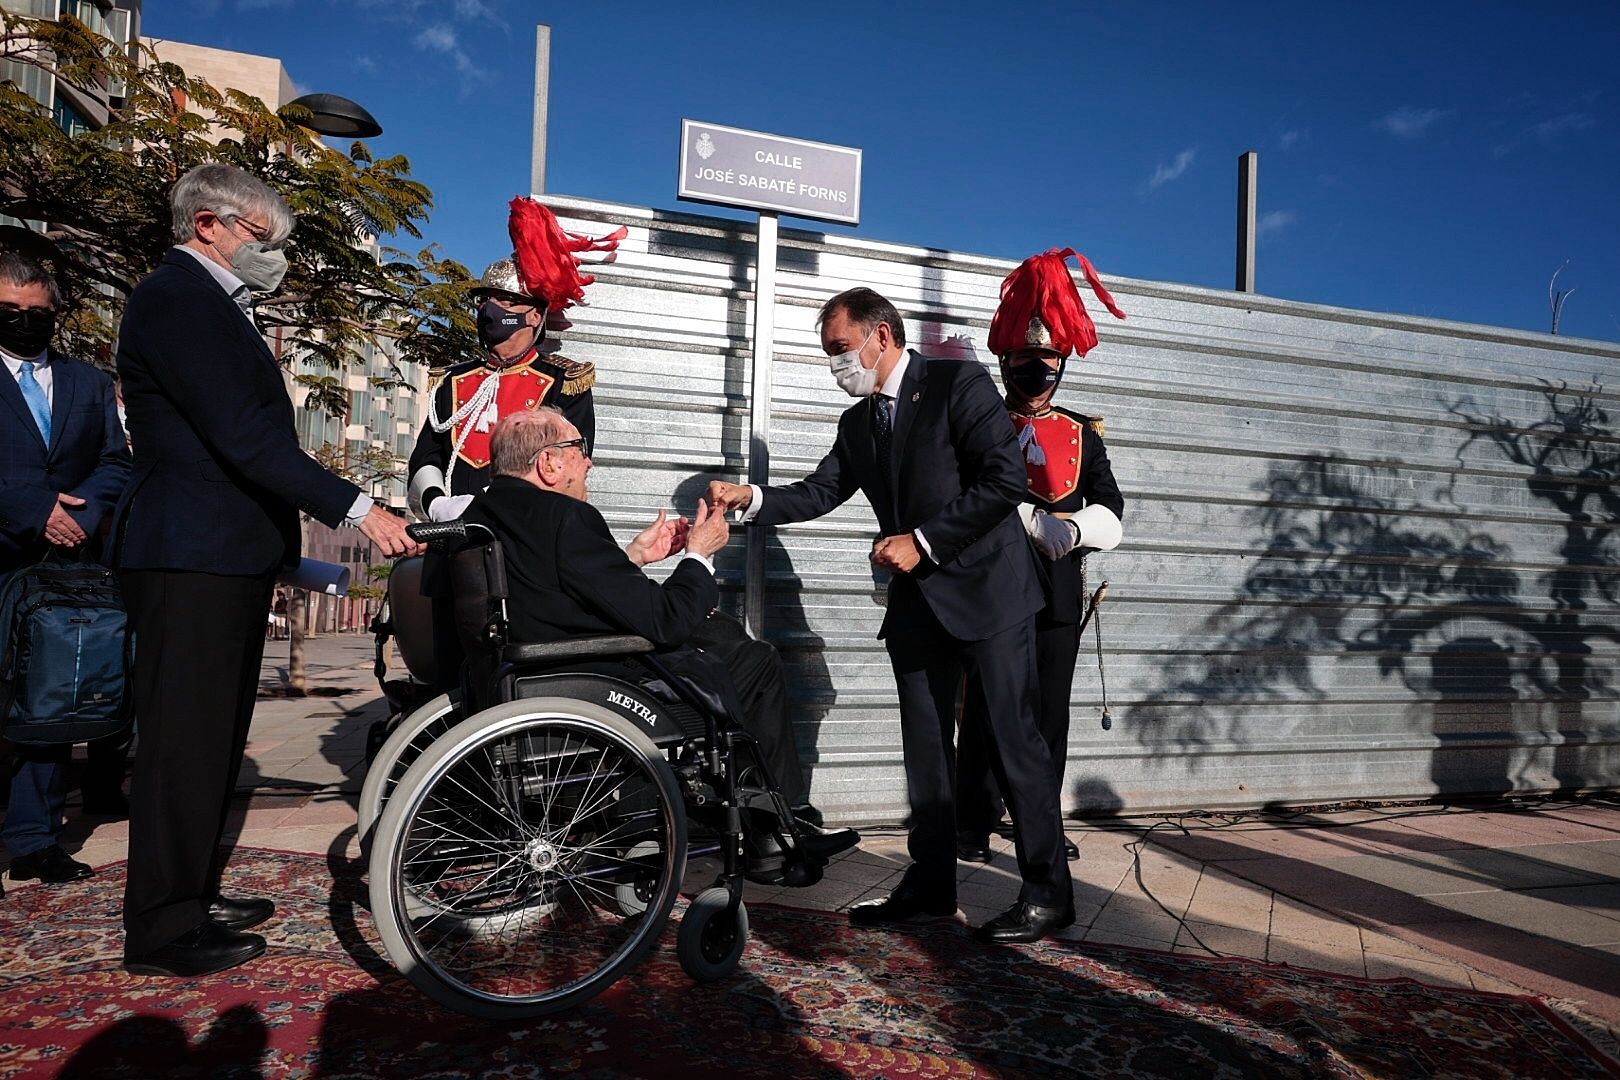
xmin=364 ymin=519 xmax=836 ymax=1020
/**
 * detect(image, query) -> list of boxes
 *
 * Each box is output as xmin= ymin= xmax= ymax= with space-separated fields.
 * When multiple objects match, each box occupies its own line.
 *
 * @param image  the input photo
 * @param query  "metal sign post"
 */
xmin=743 ymin=211 xmax=778 ymax=638
xmin=675 ymin=119 xmax=862 ymax=638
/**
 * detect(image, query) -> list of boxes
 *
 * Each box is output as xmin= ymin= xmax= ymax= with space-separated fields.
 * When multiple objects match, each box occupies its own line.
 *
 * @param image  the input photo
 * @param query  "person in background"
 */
xmin=955 ymin=248 xmax=1126 ymax=865
xmin=706 ymin=287 xmax=1074 ymax=944
xmin=0 ymin=250 xmax=131 ymax=898
xmin=111 ymin=164 xmax=419 ymax=975
xmin=408 ymin=197 xmax=623 ymax=522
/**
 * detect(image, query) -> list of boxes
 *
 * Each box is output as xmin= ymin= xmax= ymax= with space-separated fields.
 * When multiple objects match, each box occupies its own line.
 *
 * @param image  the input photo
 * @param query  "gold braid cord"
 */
xmin=550 ymin=354 xmax=596 ymax=396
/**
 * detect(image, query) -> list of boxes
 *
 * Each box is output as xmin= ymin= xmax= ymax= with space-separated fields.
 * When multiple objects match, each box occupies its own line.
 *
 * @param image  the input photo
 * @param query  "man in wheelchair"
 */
xmin=461 ymin=407 xmax=859 ymax=881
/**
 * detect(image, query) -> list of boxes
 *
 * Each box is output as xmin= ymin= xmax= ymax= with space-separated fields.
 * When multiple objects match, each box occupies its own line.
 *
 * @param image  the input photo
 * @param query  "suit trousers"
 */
xmin=957 ymin=618 xmax=1082 ymax=839
xmin=120 ymin=569 xmax=273 ymax=956
xmin=885 ymin=600 xmax=1071 ymax=908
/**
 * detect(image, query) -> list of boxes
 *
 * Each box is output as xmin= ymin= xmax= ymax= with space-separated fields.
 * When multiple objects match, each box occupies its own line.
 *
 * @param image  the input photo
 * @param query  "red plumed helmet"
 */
xmin=507 ymin=197 xmax=628 ymax=311
xmin=987 ymin=248 xmax=1126 ymax=360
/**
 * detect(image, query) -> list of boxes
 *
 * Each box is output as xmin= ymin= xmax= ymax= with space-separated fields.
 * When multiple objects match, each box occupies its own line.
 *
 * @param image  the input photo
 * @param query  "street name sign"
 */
xmin=677 ymin=119 xmax=862 ymax=226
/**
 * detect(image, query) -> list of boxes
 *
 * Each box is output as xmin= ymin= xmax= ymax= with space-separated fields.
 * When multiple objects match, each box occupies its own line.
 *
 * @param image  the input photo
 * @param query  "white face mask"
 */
xmin=828 ymin=326 xmax=878 ymax=398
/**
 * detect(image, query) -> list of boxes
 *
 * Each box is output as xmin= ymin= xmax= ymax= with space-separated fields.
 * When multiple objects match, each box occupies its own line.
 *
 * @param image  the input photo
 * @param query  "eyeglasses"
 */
xmin=212 ymin=211 xmax=288 ymax=251
xmin=543 ymin=438 xmax=588 ymax=455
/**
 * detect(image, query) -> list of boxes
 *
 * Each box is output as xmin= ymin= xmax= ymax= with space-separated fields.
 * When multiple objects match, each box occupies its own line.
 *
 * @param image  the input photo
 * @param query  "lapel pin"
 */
xmin=911 ymin=391 xmax=920 ymax=402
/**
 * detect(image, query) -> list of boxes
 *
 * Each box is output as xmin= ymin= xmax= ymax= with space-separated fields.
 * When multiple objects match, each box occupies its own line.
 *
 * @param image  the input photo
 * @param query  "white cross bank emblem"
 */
xmin=695 ymin=132 xmax=716 ymax=160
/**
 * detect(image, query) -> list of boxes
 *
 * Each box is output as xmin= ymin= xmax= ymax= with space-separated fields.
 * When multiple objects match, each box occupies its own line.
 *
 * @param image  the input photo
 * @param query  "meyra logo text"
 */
xmin=606 ymin=690 xmax=657 ymax=726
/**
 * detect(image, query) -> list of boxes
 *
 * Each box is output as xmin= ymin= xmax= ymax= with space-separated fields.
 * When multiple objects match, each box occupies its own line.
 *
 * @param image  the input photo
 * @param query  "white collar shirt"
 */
xmin=175 ymin=244 xmax=255 ymax=325
xmin=1 ymin=345 xmax=52 ymax=407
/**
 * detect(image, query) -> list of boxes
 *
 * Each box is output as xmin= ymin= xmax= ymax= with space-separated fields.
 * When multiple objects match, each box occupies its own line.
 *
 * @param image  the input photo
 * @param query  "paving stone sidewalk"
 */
xmin=24 ymin=633 xmax=1620 ymax=1053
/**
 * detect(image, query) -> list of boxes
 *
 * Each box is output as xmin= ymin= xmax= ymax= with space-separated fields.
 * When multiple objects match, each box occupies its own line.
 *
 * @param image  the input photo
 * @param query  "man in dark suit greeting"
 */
xmin=707 ymin=288 xmax=1074 ymax=942
xmin=0 ymin=250 xmax=130 ymax=897
xmin=112 ymin=165 xmax=419 ymax=976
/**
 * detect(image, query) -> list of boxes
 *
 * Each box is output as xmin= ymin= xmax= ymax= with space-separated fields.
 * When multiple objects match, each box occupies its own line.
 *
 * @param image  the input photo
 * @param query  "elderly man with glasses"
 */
xmin=461 ymin=408 xmax=857 ymax=876
xmin=110 ymin=164 xmax=420 ymax=977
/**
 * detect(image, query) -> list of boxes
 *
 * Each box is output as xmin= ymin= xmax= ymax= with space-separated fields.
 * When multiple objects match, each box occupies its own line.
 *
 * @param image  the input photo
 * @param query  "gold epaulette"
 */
xmin=550 ymin=354 xmax=596 ymax=396
xmin=1086 ymin=415 xmax=1105 ymax=438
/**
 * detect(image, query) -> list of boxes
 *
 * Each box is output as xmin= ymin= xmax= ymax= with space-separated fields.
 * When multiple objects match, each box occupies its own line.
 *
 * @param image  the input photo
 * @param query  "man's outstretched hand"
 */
xmin=360 ymin=505 xmax=424 ymax=558
xmin=704 ymin=481 xmax=753 ymax=515
xmin=626 ymin=507 xmax=690 ymax=566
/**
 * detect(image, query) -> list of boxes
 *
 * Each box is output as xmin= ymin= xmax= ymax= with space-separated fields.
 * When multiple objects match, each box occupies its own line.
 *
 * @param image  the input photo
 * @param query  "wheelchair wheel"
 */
xmin=369 ymin=698 xmax=687 ymax=1020
xmin=357 ymin=690 xmax=461 ymax=853
xmin=676 ymin=887 xmax=748 ymax=983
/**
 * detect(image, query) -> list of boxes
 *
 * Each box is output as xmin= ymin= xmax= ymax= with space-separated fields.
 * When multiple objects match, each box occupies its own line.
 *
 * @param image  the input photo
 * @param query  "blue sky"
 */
xmin=150 ymin=1 xmax=1620 ymax=343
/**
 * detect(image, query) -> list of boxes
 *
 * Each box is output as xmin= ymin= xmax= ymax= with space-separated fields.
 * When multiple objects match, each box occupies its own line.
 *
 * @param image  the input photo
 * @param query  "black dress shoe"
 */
xmin=125 ymin=921 xmax=266 ymax=978
xmin=972 ymin=900 xmax=1076 ymax=944
xmin=955 ymin=835 xmax=994 ymax=863
xmin=9 ymin=845 xmax=93 ymax=884
xmin=1064 ymin=837 xmax=1080 ymax=861
xmin=208 ymin=895 xmax=275 ymax=932
xmin=795 ymin=819 xmax=860 ymax=861
xmin=848 ymin=888 xmax=956 ymax=928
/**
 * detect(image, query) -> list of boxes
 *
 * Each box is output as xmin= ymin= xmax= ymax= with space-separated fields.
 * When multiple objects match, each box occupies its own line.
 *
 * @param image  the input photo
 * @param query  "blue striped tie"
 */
xmin=18 ymin=360 xmax=50 ymax=445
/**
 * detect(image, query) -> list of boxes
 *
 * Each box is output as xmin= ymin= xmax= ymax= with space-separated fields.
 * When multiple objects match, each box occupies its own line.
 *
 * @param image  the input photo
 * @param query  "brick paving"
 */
xmin=12 ymin=633 xmax=1620 ymax=1051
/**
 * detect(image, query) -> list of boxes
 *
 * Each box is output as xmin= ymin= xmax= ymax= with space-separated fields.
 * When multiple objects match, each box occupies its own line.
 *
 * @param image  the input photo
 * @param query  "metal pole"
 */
xmin=743 ymin=212 xmax=778 ymax=639
xmin=1235 ymin=150 xmax=1257 ymax=293
xmin=530 ymin=24 xmax=551 ymax=195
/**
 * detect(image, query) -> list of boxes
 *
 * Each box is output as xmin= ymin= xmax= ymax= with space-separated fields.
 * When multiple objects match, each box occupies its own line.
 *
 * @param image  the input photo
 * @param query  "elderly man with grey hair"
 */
xmin=462 ymin=408 xmax=856 ymax=877
xmin=110 ymin=163 xmax=420 ymax=977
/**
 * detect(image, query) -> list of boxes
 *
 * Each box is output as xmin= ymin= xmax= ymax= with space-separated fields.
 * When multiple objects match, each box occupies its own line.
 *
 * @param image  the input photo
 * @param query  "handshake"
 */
xmin=625 ymin=485 xmax=739 ymax=567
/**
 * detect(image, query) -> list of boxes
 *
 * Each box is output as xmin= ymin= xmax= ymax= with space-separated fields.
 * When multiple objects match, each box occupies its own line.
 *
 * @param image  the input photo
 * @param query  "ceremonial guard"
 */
xmin=409 ymin=197 xmax=623 ymax=520
xmin=956 ymin=248 xmax=1127 ymax=863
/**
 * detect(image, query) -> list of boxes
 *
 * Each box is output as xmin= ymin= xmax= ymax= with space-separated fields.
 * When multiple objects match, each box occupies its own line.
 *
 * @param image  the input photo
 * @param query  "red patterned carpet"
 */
xmin=0 ymin=848 xmax=1616 ymax=1079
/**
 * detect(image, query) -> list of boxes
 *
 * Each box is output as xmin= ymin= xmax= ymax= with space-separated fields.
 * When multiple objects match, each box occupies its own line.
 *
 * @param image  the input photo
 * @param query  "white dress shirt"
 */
xmin=173 ymin=245 xmax=374 ymax=527
xmin=2 ymin=345 xmax=52 ymax=407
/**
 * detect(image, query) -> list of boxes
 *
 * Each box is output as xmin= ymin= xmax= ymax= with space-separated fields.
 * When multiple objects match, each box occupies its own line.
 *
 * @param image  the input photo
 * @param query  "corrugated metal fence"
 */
xmin=545 ymin=194 xmax=1620 ymax=821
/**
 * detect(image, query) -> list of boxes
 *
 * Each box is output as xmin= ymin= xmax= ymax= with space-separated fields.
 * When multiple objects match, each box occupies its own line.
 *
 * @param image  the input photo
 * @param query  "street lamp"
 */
xmin=280 ymin=93 xmax=382 ymax=139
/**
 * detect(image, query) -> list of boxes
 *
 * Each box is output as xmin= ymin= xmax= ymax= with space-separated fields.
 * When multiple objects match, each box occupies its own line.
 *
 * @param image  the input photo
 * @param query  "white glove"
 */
xmin=427 ymin=493 xmax=475 ymax=522
xmin=1020 ymin=504 xmax=1080 ymax=561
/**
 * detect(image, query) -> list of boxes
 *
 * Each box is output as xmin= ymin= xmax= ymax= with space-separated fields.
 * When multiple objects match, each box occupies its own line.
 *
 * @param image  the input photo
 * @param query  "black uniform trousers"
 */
xmin=957 ymin=617 xmax=1082 ymax=840
xmin=887 ymin=593 xmax=1070 ymax=909
xmin=120 ymin=569 xmax=274 ymax=956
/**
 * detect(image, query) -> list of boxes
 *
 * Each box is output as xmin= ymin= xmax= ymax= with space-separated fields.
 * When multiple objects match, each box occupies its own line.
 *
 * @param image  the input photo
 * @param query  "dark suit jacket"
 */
xmin=463 ymin=476 xmax=716 ymax=648
xmin=752 ymin=351 xmax=1042 ymax=642
xmin=111 ymin=249 xmax=359 ymax=575
xmin=0 ymin=350 xmax=131 ymax=572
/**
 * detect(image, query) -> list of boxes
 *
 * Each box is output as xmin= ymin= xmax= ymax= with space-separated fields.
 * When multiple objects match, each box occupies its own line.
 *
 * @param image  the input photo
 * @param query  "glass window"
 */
xmin=52 ymin=91 xmax=91 ymax=136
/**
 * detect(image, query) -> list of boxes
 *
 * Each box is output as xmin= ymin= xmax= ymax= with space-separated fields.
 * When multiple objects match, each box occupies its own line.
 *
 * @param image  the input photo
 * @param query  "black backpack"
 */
xmin=0 ymin=557 xmax=133 ymax=745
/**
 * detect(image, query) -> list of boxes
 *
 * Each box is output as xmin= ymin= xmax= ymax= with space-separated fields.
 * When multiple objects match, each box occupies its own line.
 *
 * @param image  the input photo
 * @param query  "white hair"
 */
xmin=170 ymin=164 xmax=293 ymax=245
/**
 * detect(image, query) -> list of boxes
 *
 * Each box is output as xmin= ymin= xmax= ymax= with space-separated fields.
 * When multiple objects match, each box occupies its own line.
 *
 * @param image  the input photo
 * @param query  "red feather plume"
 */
xmin=507 ymin=197 xmax=628 ymax=311
xmin=987 ymin=248 xmax=1126 ymax=359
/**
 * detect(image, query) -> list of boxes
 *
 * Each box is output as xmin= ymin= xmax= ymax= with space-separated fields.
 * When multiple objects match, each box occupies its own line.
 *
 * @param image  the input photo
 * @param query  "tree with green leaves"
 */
xmin=2 ymin=10 xmax=483 ymax=693
xmin=0 ymin=10 xmax=478 ymax=383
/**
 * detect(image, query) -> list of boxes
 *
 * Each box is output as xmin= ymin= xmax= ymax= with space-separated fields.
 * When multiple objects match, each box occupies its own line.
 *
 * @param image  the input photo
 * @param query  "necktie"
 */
xmin=872 ymin=394 xmax=894 ymax=516
xmin=18 ymin=360 xmax=50 ymax=446
xmin=232 ymin=285 xmax=255 ymax=324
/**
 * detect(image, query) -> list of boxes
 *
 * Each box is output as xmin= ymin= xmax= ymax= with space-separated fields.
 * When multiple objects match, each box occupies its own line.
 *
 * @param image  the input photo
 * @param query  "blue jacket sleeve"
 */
xmin=751 ymin=418 xmax=862 ymax=527
xmin=64 ymin=370 xmax=131 ymax=539
xmin=913 ymin=364 xmax=1029 ymax=566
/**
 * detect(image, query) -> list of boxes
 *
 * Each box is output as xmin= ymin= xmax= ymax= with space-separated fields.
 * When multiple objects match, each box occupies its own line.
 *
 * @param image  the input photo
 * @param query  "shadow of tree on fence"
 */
xmin=1128 ymin=381 xmax=1618 ymax=797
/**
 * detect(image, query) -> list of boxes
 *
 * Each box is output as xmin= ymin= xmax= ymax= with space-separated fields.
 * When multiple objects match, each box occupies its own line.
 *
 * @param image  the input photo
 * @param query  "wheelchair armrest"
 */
xmin=503 ymin=635 xmax=656 ymax=664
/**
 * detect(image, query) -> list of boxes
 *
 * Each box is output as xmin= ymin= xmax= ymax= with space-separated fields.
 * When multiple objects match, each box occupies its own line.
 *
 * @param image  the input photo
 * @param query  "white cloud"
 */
xmin=1146 ymin=147 xmax=1198 ymax=190
xmin=414 ymin=23 xmax=478 ymax=76
xmin=355 ymin=54 xmax=380 ymax=75
xmin=1278 ymin=129 xmax=1303 ymax=150
xmin=1257 ymin=209 xmax=1298 ymax=238
xmin=1533 ymin=112 xmax=1596 ymax=139
xmin=1374 ymin=106 xmax=1453 ymax=140
xmin=452 ymin=0 xmax=502 ymax=21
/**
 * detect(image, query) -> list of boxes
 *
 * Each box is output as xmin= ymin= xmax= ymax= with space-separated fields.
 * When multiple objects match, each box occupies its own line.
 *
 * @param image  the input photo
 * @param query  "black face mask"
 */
xmin=0 ymin=307 xmax=55 ymax=358
xmin=1003 ymin=355 xmax=1064 ymax=401
xmin=476 ymin=299 xmax=538 ymax=352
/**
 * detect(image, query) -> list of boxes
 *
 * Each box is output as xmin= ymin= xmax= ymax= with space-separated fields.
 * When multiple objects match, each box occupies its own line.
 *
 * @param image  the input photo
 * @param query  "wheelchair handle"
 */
xmin=405 ymin=520 xmax=495 ymax=548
